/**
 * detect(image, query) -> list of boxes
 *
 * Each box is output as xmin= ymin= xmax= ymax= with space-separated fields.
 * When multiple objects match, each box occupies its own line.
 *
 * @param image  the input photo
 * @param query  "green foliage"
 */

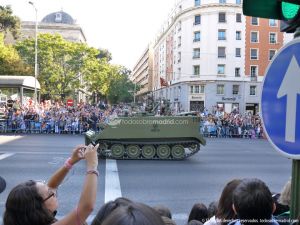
xmin=97 ymin=48 xmax=112 ymax=62
xmin=0 ymin=5 xmax=20 ymax=39
xmin=0 ymin=33 xmax=32 ymax=75
xmin=14 ymin=32 xmax=135 ymax=104
xmin=15 ymin=33 xmax=102 ymax=98
xmin=106 ymin=65 xmax=135 ymax=104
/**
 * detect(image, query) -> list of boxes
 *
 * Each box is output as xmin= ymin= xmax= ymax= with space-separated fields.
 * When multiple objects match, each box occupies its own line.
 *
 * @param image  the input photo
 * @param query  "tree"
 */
xmin=97 ymin=48 xmax=112 ymax=62
xmin=15 ymin=33 xmax=103 ymax=98
xmin=0 ymin=5 xmax=20 ymax=39
xmin=0 ymin=33 xmax=32 ymax=75
xmin=106 ymin=65 xmax=136 ymax=104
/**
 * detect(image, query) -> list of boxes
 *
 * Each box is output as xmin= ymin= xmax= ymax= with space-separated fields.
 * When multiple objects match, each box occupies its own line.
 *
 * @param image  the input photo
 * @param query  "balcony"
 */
xmin=250 ymin=76 xmax=257 ymax=81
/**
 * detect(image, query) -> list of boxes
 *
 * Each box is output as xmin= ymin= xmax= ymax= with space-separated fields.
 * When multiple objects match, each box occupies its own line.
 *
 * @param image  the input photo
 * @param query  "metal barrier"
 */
xmin=0 ymin=119 xmax=89 ymax=134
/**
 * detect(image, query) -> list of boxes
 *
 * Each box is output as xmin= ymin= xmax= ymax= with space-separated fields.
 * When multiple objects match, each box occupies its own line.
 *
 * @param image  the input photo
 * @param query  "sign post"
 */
xmin=67 ymin=99 xmax=73 ymax=107
xmin=261 ymin=38 xmax=300 ymax=219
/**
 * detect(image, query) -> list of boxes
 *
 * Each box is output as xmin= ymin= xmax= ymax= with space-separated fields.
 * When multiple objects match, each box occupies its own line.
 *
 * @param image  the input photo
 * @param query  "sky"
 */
xmin=1 ymin=0 xmax=177 ymax=69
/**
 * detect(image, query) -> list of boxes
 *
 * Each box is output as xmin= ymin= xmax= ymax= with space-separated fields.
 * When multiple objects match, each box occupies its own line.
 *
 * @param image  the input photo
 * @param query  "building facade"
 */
xmin=20 ymin=11 xmax=86 ymax=43
xmin=133 ymin=0 xmax=293 ymax=115
xmin=19 ymin=11 xmax=88 ymax=103
xmin=130 ymin=45 xmax=154 ymax=101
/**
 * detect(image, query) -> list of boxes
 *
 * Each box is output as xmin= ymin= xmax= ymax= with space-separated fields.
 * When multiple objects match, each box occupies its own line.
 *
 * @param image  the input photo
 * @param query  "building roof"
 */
xmin=0 ymin=76 xmax=40 ymax=89
xmin=41 ymin=11 xmax=75 ymax=25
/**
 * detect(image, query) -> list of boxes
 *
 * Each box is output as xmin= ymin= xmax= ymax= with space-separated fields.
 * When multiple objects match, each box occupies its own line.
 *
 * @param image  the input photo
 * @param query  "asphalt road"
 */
xmin=0 ymin=135 xmax=292 ymax=224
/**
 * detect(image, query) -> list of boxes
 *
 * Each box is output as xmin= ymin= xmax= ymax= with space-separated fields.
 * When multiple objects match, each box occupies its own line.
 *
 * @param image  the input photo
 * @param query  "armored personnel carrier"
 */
xmin=85 ymin=115 xmax=206 ymax=160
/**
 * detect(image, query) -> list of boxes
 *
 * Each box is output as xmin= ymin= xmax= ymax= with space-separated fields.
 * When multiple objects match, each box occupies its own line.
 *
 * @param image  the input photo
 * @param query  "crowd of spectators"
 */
xmin=0 ymin=100 xmax=264 ymax=139
xmin=0 ymin=100 xmax=117 ymax=134
xmin=200 ymin=110 xmax=264 ymax=139
xmin=88 ymin=178 xmax=295 ymax=225
xmin=3 ymin=168 xmax=297 ymax=225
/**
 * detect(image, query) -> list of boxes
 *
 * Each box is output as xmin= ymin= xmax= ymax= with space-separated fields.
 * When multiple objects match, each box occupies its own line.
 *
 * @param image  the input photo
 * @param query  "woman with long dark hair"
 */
xmin=3 ymin=143 xmax=99 ymax=225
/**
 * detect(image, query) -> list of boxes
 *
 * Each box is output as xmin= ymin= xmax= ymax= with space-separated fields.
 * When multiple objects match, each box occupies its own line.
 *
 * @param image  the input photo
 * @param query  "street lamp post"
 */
xmin=133 ymin=82 xmax=136 ymax=104
xmin=29 ymin=1 xmax=38 ymax=105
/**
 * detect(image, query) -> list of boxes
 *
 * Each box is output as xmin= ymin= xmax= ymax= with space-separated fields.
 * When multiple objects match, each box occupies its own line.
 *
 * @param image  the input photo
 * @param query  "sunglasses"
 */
xmin=34 ymin=180 xmax=58 ymax=202
xmin=43 ymin=189 xmax=57 ymax=202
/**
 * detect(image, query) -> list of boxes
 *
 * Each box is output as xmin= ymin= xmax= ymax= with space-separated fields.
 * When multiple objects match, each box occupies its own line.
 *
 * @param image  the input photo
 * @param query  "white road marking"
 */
xmin=0 ymin=153 xmax=15 ymax=160
xmin=0 ymin=151 xmax=69 ymax=155
xmin=105 ymin=159 xmax=122 ymax=203
xmin=0 ymin=135 xmax=23 ymax=145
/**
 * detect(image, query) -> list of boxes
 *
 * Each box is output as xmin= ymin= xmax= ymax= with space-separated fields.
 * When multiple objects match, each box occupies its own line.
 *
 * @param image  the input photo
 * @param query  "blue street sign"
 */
xmin=261 ymin=38 xmax=300 ymax=159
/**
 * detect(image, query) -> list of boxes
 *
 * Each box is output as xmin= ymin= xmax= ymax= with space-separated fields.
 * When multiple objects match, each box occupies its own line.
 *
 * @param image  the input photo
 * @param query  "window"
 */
xmin=219 ymin=0 xmax=226 ymax=3
xmin=195 ymin=0 xmax=201 ymax=6
xmin=269 ymin=50 xmax=276 ymax=60
xmin=219 ymin=12 xmax=226 ymax=23
xmin=250 ymin=65 xmax=258 ymax=77
xmin=178 ymin=36 xmax=181 ymax=47
xmin=232 ymin=85 xmax=239 ymax=95
xmin=269 ymin=19 xmax=277 ymax=27
xmin=251 ymin=17 xmax=258 ymax=25
xmin=236 ymin=31 xmax=241 ymax=40
xmin=218 ymin=47 xmax=226 ymax=58
xmin=251 ymin=31 xmax=258 ymax=43
xmin=178 ymin=52 xmax=181 ymax=63
xmin=217 ymin=64 xmax=225 ymax=74
xmin=191 ymin=85 xmax=204 ymax=93
xmin=193 ymin=48 xmax=200 ymax=58
xmin=194 ymin=15 xmax=201 ymax=25
xmin=190 ymin=86 xmax=194 ymax=93
xmin=177 ymin=67 xmax=181 ymax=79
xmin=235 ymin=48 xmax=241 ymax=57
xmin=235 ymin=67 xmax=241 ymax=77
xmin=236 ymin=0 xmax=241 ymax=4
xmin=200 ymin=85 xmax=205 ymax=93
xmin=269 ymin=33 xmax=277 ymax=44
xmin=55 ymin=13 xmax=62 ymax=22
xmin=236 ymin=13 xmax=241 ymax=22
xmin=218 ymin=29 xmax=226 ymax=40
xmin=250 ymin=86 xmax=256 ymax=96
xmin=177 ymin=21 xmax=182 ymax=31
xmin=194 ymin=31 xmax=200 ymax=42
xmin=193 ymin=65 xmax=200 ymax=75
xmin=250 ymin=49 xmax=258 ymax=60
xmin=217 ymin=84 xmax=225 ymax=95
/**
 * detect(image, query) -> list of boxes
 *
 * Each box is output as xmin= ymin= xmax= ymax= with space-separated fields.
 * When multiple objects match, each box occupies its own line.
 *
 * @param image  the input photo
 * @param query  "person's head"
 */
xmin=91 ymin=197 xmax=133 ymax=225
xmin=101 ymin=202 xmax=165 ymax=225
xmin=278 ymin=180 xmax=291 ymax=206
xmin=188 ymin=203 xmax=208 ymax=223
xmin=153 ymin=204 xmax=172 ymax=219
xmin=3 ymin=180 xmax=57 ymax=225
xmin=232 ymin=178 xmax=276 ymax=225
xmin=216 ymin=179 xmax=242 ymax=223
xmin=207 ymin=201 xmax=218 ymax=218
xmin=0 ymin=176 xmax=6 ymax=194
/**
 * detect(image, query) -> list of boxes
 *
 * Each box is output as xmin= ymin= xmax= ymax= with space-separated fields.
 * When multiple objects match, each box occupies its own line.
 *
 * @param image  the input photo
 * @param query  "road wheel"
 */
xmin=111 ymin=144 xmax=125 ymax=158
xmin=188 ymin=143 xmax=198 ymax=152
xmin=97 ymin=142 xmax=108 ymax=157
xmin=157 ymin=145 xmax=171 ymax=159
xmin=142 ymin=145 xmax=156 ymax=159
xmin=127 ymin=145 xmax=140 ymax=158
xmin=171 ymin=145 xmax=185 ymax=159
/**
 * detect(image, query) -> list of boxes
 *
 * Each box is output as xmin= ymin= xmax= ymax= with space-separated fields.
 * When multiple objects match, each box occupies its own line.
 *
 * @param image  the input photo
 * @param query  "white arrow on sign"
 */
xmin=277 ymin=56 xmax=300 ymax=143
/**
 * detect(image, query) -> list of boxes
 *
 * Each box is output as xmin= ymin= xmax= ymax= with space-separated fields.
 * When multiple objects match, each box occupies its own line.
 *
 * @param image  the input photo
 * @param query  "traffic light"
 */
xmin=243 ymin=0 xmax=300 ymax=33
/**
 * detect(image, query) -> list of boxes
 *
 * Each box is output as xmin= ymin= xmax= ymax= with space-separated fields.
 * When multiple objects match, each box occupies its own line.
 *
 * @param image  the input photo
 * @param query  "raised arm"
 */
xmin=47 ymin=144 xmax=86 ymax=189
xmin=53 ymin=144 xmax=99 ymax=225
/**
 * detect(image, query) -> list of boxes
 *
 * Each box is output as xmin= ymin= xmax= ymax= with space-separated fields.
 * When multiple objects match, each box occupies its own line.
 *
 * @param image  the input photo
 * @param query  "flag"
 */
xmin=160 ymin=77 xmax=168 ymax=87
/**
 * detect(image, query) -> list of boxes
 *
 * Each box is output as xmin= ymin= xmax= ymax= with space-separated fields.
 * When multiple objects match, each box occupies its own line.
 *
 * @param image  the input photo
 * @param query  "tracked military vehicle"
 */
xmin=85 ymin=115 xmax=206 ymax=160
